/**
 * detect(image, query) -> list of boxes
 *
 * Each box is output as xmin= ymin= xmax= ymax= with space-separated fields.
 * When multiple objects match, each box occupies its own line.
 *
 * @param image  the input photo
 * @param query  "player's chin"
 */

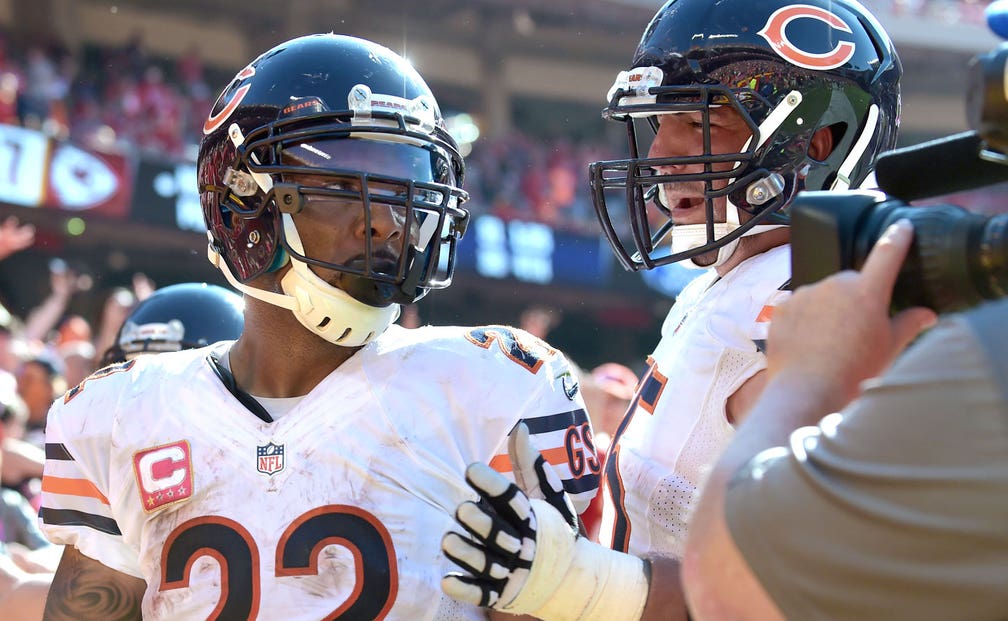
xmin=689 ymin=248 xmax=720 ymax=267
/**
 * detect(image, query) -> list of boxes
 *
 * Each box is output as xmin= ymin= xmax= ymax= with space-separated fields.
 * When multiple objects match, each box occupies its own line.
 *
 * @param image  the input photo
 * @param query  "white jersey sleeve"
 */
xmin=465 ymin=325 xmax=601 ymax=513
xmin=367 ymin=324 xmax=601 ymax=515
xmin=40 ymin=360 xmax=145 ymax=578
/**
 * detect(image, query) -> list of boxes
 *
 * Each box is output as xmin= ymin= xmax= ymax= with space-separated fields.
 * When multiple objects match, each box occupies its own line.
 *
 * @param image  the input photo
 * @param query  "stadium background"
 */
xmin=0 ymin=0 xmax=999 ymax=371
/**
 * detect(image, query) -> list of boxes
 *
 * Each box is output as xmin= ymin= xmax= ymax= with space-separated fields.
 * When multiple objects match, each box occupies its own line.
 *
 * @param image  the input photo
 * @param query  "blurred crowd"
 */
xmin=0 ymin=30 xmax=617 ymax=234
xmin=0 ymin=214 xmax=153 ymax=523
xmin=0 ymin=217 xmax=79 ymax=607
xmin=878 ymin=0 xmax=993 ymax=22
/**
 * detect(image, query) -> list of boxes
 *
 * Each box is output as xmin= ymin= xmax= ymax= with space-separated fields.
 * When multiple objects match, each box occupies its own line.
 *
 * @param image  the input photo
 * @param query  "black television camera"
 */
xmin=791 ymin=45 xmax=1008 ymax=313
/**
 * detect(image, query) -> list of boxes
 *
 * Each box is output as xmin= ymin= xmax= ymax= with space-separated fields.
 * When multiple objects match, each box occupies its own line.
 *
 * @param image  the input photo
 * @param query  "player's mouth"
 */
xmin=657 ymin=184 xmax=707 ymax=219
xmin=329 ymin=253 xmax=399 ymax=282
xmin=670 ymin=196 xmax=704 ymax=212
xmin=330 ymin=254 xmax=406 ymax=307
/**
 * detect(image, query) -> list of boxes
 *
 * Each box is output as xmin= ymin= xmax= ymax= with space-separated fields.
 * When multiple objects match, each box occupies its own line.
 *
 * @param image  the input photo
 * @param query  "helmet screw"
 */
xmin=283 ymin=194 xmax=293 ymax=205
xmin=249 ymin=230 xmax=260 ymax=245
xmin=786 ymin=93 xmax=800 ymax=106
xmin=351 ymin=85 xmax=369 ymax=102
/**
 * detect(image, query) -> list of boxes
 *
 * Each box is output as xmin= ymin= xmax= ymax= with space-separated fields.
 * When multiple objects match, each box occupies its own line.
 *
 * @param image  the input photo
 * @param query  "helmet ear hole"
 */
xmin=810 ymin=123 xmax=844 ymax=162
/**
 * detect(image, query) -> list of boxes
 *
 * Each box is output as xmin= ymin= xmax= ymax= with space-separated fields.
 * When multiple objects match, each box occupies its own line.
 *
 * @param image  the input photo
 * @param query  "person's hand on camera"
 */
xmin=768 ymin=219 xmax=938 ymax=413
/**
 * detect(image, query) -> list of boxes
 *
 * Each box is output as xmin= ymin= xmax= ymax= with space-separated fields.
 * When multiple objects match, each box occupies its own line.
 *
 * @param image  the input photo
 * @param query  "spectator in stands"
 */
xmin=0 ymin=313 xmax=23 ymax=380
xmin=0 ymin=390 xmax=52 ymax=620
xmin=55 ymin=339 xmax=96 ymax=389
xmin=0 ymin=217 xmax=34 ymax=263
xmin=92 ymin=273 xmax=155 ymax=362
xmin=0 ymin=387 xmax=44 ymax=511
xmin=0 ymin=33 xmax=22 ymax=127
xmin=583 ymin=362 xmax=637 ymax=449
xmin=0 ymin=488 xmax=55 ymax=568
xmin=22 ymin=259 xmax=83 ymax=346
xmin=0 ymin=216 xmax=33 ymax=386
xmin=15 ymin=357 xmax=65 ymax=449
xmin=519 ymin=304 xmax=561 ymax=340
xmin=19 ymin=46 xmax=55 ymax=129
xmin=136 ymin=64 xmax=184 ymax=156
xmin=0 ymin=407 xmax=55 ymax=571
xmin=0 ymin=388 xmax=26 ymax=441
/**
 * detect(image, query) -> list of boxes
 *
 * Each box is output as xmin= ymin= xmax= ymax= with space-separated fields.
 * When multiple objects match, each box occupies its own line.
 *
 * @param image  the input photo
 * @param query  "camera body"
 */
xmin=791 ymin=43 xmax=1008 ymax=313
xmin=791 ymin=191 xmax=1008 ymax=313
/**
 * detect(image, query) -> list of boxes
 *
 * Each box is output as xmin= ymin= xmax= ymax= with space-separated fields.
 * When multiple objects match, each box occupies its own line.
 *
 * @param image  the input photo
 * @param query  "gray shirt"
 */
xmin=726 ymin=298 xmax=1008 ymax=620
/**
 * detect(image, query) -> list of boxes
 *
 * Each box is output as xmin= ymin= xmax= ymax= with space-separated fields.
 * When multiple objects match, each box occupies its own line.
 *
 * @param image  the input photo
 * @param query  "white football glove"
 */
xmin=441 ymin=423 xmax=650 ymax=621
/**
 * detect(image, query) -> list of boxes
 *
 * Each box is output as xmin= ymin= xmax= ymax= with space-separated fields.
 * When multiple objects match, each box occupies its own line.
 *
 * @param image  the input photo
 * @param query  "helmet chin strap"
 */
xmin=206 ymin=215 xmax=400 ymax=347
xmin=668 ymin=203 xmax=785 ymax=270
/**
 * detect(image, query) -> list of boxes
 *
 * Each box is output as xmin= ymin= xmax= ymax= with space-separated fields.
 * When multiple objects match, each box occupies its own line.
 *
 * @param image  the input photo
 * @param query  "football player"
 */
xmin=39 ymin=34 xmax=598 ymax=621
xmin=440 ymin=0 xmax=902 ymax=619
xmin=100 ymin=282 xmax=244 ymax=364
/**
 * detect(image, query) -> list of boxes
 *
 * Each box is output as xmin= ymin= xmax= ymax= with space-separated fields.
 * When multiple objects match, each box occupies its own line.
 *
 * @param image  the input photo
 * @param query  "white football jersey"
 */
xmin=598 ymin=245 xmax=790 ymax=559
xmin=41 ymin=324 xmax=600 ymax=621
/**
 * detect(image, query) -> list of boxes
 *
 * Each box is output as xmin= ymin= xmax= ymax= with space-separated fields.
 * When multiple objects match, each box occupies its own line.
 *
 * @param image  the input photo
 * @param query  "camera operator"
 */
xmin=681 ymin=218 xmax=1008 ymax=619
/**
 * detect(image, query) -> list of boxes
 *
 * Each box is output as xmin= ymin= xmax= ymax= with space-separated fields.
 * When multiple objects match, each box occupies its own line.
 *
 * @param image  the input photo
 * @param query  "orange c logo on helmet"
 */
xmin=758 ymin=4 xmax=856 ymax=70
xmin=203 ymin=65 xmax=256 ymax=135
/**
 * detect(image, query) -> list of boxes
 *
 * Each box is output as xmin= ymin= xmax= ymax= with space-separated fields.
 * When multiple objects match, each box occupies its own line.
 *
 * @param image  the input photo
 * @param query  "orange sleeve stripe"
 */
xmin=755 ymin=305 xmax=775 ymax=323
xmin=42 ymin=476 xmax=110 ymax=505
xmin=490 ymin=446 xmax=568 ymax=473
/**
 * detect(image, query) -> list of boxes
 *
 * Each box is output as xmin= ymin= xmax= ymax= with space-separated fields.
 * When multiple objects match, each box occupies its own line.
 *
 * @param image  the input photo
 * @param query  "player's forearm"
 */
xmin=640 ymin=556 xmax=689 ymax=621
xmin=23 ymin=293 xmax=71 ymax=344
xmin=497 ymin=519 xmax=686 ymax=621
xmin=43 ymin=547 xmax=144 ymax=621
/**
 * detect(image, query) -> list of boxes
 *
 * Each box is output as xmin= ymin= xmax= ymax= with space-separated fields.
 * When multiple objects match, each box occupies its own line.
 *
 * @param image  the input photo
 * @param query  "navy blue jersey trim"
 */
xmin=522 ymin=408 xmax=589 ymax=435
xmin=45 ymin=443 xmax=74 ymax=461
xmin=40 ymin=507 xmax=122 ymax=536
xmin=563 ymin=472 xmax=601 ymax=496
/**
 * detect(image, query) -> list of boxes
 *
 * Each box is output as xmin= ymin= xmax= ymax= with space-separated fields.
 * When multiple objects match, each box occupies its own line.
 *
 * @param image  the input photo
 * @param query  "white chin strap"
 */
xmin=663 ymin=187 xmax=785 ymax=270
xmin=206 ymin=214 xmax=399 ymax=347
xmin=671 ymin=220 xmax=785 ymax=270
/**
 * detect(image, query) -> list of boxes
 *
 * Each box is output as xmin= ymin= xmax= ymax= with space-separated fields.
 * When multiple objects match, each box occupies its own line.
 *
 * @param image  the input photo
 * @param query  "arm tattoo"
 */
xmin=43 ymin=547 xmax=145 ymax=621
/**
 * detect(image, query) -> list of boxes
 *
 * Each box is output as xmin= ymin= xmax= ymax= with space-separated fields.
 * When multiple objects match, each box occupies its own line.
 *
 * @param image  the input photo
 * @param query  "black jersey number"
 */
xmin=160 ymin=505 xmax=397 ymax=620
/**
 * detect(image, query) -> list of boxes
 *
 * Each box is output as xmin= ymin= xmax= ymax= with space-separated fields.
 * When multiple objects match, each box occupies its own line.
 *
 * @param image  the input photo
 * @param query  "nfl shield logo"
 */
xmin=257 ymin=442 xmax=285 ymax=476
